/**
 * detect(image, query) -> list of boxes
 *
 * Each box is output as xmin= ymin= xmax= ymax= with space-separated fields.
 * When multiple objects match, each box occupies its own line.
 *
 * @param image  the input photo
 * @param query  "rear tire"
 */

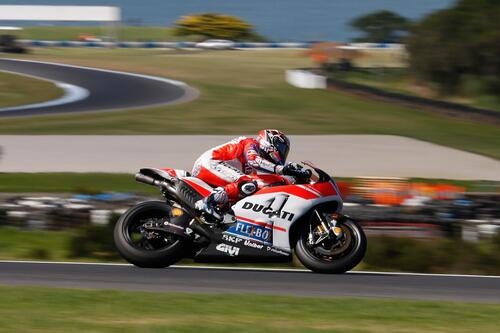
xmin=114 ymin=201 xmax=187 ymax=268
xmin=295 ymin=219 xmax=366 ymax=274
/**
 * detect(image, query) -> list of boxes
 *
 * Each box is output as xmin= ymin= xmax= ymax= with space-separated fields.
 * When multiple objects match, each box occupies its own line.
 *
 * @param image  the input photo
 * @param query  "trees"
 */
xmin=350 ymin=10 xmax=410 ymax=43
xmin=407 ymin=0 xmax=500 ymax=94
xmin=174 ymin=13 xmax=260 ymax=41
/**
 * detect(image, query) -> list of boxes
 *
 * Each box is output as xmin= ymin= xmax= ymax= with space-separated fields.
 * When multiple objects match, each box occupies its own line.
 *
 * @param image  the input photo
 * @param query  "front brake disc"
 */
xmin=315 ymin=225 xmax=352 ymax=256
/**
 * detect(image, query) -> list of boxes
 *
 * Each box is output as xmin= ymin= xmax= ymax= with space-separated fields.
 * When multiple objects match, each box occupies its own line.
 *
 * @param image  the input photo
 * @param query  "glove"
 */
xmin=299 ymin=168 xmax=313 ymax=179
xmin=281 ymin=163 xmax=311 ymax=179
xmin=280 ymin=162 xmax=298 ymax=176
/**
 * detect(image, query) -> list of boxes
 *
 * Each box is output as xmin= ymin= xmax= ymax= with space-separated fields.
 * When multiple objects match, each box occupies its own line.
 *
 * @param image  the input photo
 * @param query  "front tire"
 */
xmin=114 ymin=201 xmax=187 ymax=268
xmin=295 ymin=218 xmax=367 ymax=273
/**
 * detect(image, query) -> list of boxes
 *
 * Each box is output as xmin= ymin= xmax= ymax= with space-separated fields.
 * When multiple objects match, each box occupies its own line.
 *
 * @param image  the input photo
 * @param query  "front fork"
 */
xmin=307 ymin=210 xmax=345 ymax=247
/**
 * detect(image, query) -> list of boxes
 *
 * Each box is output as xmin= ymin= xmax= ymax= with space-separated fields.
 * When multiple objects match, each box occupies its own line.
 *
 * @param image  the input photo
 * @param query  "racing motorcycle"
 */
xmin=114 ymin=162 xmax=366 ymax=273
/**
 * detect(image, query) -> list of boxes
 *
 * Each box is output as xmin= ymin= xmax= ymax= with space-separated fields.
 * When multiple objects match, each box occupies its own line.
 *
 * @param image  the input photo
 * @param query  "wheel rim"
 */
xmin=122 ymin=208 xmax=180 ymax=252
xmin=301 ymin=220 xmax=361 ymax=263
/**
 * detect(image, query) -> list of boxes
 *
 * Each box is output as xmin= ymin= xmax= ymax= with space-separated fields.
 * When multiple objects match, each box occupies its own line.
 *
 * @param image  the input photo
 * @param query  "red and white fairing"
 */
xmin=164 ymin=166 xmax=343 ymax=252
xmin=161 ymin=168 xmax=190 ymax=178
xmin=229 ymin=180 xmax=342 ymax=251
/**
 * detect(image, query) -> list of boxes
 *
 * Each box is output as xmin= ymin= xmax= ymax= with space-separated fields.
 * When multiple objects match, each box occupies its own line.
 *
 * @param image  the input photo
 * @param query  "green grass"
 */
xmin=473 ymin=94 xmax=500 ymax=112
xmin=0 ymin=173 xmax=157 ymax=194
xmin=0 ymin=226 xmax=296 ymax=267
xmin=0 ymin=71 xmax=63 ymax=108
xmin=0 ymin=227 xmax=72 ymax=261
xmin=14 ymin=26 xmax=180 ymax=42
xmin=0 ymin=286 xmax=499 ymax=333
xmin=0 ymin=49 xmax=499 ymax=159
xmin=333 ymin=68 xmax=413 ymax=94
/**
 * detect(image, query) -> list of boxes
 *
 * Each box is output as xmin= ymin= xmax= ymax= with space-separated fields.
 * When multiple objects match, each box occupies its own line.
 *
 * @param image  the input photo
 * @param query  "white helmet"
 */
xmin=257 ymin=129 xmax=290 ymax=165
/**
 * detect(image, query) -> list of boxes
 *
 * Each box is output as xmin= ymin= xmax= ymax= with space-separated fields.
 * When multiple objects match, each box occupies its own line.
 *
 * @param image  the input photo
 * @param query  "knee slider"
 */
xmin=238 ymin=180 xmax=258 ymax=196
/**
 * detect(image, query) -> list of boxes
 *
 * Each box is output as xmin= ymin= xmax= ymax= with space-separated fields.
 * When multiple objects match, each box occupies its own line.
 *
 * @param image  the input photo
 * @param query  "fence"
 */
xmin=20 ymin=40 xmax=312 ymax=49
xmin=19 ymin=41 xmax=404 ymax=49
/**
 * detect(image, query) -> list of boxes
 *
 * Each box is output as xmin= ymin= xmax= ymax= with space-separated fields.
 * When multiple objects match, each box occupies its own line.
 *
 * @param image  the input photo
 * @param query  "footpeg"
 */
xmin=222 ymin=213 xmax=237 ymax=224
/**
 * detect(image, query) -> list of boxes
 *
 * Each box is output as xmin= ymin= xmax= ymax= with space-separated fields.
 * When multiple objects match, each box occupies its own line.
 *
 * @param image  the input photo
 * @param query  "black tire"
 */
xmin=295 ymin=219 xmax=367 ymax=274
xmin=114 ymin=201 xmax=187 ymax=268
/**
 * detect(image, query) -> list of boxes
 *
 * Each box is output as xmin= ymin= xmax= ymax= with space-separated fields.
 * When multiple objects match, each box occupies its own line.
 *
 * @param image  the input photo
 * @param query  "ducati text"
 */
xmin=242 ymin=202 xmax=295 ymax=221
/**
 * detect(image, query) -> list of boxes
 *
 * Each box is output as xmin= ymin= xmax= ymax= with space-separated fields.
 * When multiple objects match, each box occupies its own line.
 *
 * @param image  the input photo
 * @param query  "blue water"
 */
xmin=0 ymin=0 xmax=454 ymax=41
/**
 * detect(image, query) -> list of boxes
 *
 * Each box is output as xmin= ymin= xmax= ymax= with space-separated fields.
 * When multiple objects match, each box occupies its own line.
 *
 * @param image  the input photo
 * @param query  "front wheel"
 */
xmin=295 ymin=218 xmax=366 ymax=273
xmin=114 ymin=201 xmax=187 ymax=268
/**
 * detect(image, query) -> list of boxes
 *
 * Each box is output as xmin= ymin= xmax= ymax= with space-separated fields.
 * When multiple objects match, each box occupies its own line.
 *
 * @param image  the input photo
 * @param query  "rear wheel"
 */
xmin=295 ymin=217 xmax=366 ymax=273
xmin=114 ymin=201 xmax=187 ymax=268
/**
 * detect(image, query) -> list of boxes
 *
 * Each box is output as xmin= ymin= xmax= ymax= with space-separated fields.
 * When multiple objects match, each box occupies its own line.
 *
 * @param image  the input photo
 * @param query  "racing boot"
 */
xmin=195 ymin=187 xmax=232 ymax=224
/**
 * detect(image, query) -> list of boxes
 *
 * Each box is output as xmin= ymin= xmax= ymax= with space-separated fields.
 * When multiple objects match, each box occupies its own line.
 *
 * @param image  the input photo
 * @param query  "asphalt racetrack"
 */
xmin=0 ymin=58 xmax=198 ymax=117
xmin=1 ymin=261 xmax=500 ymax=302
xmin=2 ymin=135 xmax=500 ymax=180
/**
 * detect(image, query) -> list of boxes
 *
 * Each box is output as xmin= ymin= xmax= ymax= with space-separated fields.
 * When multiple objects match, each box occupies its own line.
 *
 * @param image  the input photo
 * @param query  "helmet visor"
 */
xmin=272 ymin=136 xmax=290 ymax=165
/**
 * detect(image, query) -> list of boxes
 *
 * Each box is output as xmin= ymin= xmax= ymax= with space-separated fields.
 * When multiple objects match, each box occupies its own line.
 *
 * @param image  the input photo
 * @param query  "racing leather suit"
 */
xmin=192 ymin=136 xmax=283 ymax=203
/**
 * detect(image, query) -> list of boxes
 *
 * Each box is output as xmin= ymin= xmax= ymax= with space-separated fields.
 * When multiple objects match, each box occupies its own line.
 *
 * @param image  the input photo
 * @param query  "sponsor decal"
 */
xmin=222 ymin=234 xmax=265 ymax=250
xmin=266 ymin=246 xmax=290 ymax=256
xmin=235 ymin=222 xmax=271 ymax=242
xmin=225 ymin=221 xmax=272 ymax=245
xmin=244 ymin=239 xmax=264 ymax=249
xmin=221 ymin=230 xmax=290 ymax=256
xmin=215 ymin=243 xmax=240 ymax=257
xmin=222 ymin=234 xmax=244 ymax=244
xmin=242 ymin=202 xmax=295 ymax=221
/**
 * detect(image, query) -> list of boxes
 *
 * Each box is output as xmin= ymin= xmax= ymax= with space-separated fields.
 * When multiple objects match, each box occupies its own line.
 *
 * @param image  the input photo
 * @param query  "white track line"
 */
xmin=1 ymin=260 xmax=500 ymax=279
xmin=0 ymin=69 xmax=89 ymax=112
xmin=1 ymin=58 xmax=189 ymax=87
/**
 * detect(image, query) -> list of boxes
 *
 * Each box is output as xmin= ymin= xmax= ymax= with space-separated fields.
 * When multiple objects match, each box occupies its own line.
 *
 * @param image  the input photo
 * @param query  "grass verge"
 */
xmin=4 ymin=225 xmax=500 ymax=275
xmin=0 ymin=226 xmax=297 ymax=268
xmin=0 ymin=173 xmax=156 ymax=194
xmin=0 ymin=173 xmax=491 ymax=193
xmin=0 ymin=71 xmax=63 ymax=108
xmin=0 ymin=286 xmax=499 ymax=333
xmin=0 ymin=227 xmax=72 ymax=261
xmin=0 ymin=49 xmax=498 ymax=159
xmin=333 ymin=68 xmax=500 ymax=112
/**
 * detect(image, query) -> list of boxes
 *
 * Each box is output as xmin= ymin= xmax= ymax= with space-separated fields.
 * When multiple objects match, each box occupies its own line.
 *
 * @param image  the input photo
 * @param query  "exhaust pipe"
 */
xmin=135 ymin=173 xmax=158 ymax=186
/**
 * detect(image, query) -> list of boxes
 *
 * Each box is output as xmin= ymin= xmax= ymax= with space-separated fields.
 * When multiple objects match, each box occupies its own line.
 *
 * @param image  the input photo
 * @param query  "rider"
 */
xmin=192 ymin=129 xmax=299 ymax=221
